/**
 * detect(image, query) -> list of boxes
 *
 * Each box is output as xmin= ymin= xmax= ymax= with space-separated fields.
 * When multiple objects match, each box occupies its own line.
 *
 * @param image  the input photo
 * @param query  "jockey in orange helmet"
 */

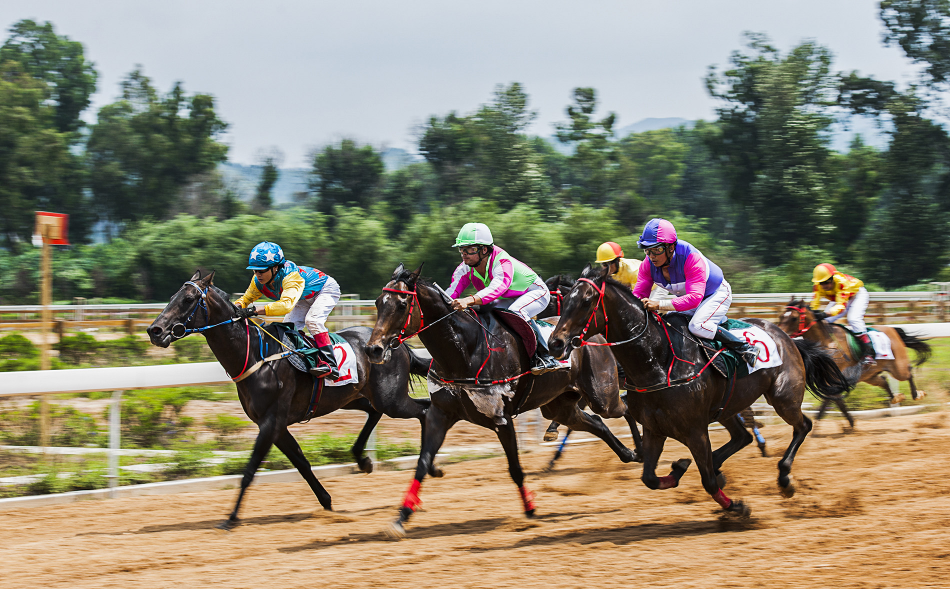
xmin=810 ymin=263 xmax=874 ymax=366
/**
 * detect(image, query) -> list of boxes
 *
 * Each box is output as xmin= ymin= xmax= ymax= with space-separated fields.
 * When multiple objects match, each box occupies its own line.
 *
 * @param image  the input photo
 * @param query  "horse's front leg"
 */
xmin=389 ymin=401 xmax=456 ymax=537
xmin=540 ymin=394 xmax=637 ymax=463
xmin=711 ymin=414 xmax=753 ymax=484
xmin=494 ymin=416 xmax=535 ymax=518
xmin=683 ymin=429 xmax=750 ymax=517
xmin=350 ymin=400 xmax=383 ymax=474
xmin=221 ymin=411 xmax=280 ymax=530
xmin=639 ymin=427 xmax=688 ymax=490
xmin=274 ymin=428 xmax=332 ymax=510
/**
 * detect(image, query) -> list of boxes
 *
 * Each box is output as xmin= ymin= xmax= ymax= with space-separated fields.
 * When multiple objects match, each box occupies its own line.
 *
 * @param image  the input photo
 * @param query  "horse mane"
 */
xmin=210 ymin=285 xmax=238 ymax=312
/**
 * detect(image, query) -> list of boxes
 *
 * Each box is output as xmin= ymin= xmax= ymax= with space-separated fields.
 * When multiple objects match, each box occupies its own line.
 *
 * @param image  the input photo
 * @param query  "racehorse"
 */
xmin=540 ymin=275 xmax=643 ymax=458
xmin=147 ymin=270 xmax=434 ymax=530
xmin=365 ymin=264 xmax=636 ymax=536
xmin=548 ymin=264 xmax=852 ymax=516
xmin=778 ymin=300 xmax=931 ymax=405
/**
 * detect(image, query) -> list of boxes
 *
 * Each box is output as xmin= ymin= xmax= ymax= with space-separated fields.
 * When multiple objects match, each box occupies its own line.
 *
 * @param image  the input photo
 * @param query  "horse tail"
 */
xmin=892 ymin=327 xmax=932 ymax=367
xmin=404 ymin=344 xmax=431 ymax=377
xmin=794 ymin=338 xmax=854 ymax=400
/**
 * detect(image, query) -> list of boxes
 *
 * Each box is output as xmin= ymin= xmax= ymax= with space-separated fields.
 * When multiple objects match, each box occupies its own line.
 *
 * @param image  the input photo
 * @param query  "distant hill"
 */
xmin=614 ymin=117 xmax=694 ymax=138
xmin=218 ymin=163 xmax=310 ymax=205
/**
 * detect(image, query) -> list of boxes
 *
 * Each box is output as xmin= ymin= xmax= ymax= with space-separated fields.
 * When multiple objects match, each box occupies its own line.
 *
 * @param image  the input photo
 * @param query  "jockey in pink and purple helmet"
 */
xmin=632 ymin=218 xmax=759 ymax=366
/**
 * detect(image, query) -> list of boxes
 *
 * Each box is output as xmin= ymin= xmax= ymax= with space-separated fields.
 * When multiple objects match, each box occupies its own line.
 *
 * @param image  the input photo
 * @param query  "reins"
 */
xmin=785 ymin=305 xmax=815 ymax=338
xmin=569 ymin=276 xmax=725 ymax=393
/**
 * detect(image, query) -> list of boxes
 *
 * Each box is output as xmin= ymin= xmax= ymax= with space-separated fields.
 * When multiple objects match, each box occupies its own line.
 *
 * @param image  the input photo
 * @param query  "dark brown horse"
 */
xmin=548 ymin=264 xmax=852 ymax=516
xmin=147 ymin=270 xmax=434 ymax=530
xmin=778 ymin=300 xmax=931 ymax=405
xmin=365 ymin=264 xmax=635 ymax=537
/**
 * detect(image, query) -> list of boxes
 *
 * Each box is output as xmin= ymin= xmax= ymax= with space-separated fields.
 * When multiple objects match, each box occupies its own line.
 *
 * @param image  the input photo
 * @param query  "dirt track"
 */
xmin=1 ymin=411 xmax=948 ymax=588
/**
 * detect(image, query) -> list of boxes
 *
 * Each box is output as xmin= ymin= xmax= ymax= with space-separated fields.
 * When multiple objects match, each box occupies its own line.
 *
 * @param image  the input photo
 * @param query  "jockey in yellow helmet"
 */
xmin=810 ymin=263 xmax=874 ymax=366
xmin=595 ymin=241 xmax=641 ymax=288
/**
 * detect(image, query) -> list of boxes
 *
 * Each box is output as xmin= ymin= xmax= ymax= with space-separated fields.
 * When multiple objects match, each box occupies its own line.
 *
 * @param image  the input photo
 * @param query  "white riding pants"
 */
xmin=824 ymin=286 xmax=869 ymax=335
xmin=285 ymin=277 xmax=341 ymax=335
xmin=684 ymin=280 xmax=733 ymax=340
xmin=495 ymin=280 xmax=550 ymax=322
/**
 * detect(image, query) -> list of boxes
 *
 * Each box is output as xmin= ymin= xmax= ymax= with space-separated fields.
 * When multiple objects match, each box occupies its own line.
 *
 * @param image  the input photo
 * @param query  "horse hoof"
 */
xmin=543 ymin=431 xmax=558 ymax=442
xmin=780 ymin=478 xmax=796 ymax=498
xmin=671 ymin=458 xmax=692 ymax=474
xmin=386 ymin=519 xmax=407 ymax=539
xmin=892 ymin=393 xmax=906 ymax=404
xmin=725 ymin=500 xmax=751 ymax=518
xmin=216 ymin=519 xmax=238 ymax=532
xmin=716 ymin=471 xmax=727 ymax=489
xmin=913 ymin=390 xmax=926 ymax=401
xmin=632 ymin=451 xmax=643 ymax=463
xmin=429 ymin=465 xmax=445 ymax=478
xmin=525 ymin=508 xmax=536 ymax=518
xmin=359 ymin=459 xmax=374 ymax=474
xmin=758 ymin=444 xmax=768 ymax=458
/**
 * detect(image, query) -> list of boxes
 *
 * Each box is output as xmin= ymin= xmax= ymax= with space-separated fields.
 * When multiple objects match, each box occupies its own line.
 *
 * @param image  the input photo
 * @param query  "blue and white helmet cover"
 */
xmin=246 ymin=241 xmax=285 ymax=270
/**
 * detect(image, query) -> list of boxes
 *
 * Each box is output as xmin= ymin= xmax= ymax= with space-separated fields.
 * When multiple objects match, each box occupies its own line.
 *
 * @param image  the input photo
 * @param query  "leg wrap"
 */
xmin=658 ymin=475 xmax=678 ymax=490
xmin=402 ymin=479 xmax=422 ymax=511
xmin=519 ymin=485 xmax=536 ymax=512
xmin=712 ymin=488 xmax=732 ymax=509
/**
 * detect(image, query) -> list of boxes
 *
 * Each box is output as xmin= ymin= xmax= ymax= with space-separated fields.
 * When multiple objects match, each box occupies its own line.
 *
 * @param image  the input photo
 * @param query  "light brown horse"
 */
xmin=778 ymin=300 xmax=931 ymax=404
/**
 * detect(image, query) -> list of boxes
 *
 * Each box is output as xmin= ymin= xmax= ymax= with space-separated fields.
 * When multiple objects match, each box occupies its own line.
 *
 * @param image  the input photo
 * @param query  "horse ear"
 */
xmin=411 ymin=263 xmax=424 ymax=277
xmin=392 ymin=263 xmax=405 ymax=279
xmin=203 ymin=270 xmax=216 ymax=285
xmin=190 ymin=269 xmax=201 ymax=281
xmin=581 ymin=263 xmax=592 ymax=277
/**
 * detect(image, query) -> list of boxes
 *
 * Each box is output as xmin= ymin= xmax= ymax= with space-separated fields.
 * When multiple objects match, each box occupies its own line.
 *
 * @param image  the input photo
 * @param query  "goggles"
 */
xmin=642 ymin=244 xmax=669 ymax=257
xmin=458 ymin=246 xmax=482 ymax=255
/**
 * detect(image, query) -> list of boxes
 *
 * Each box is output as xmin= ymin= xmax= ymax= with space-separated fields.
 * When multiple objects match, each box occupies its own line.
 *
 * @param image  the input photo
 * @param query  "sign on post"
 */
xmin=33 ymin=212 xmax=70 ymax=246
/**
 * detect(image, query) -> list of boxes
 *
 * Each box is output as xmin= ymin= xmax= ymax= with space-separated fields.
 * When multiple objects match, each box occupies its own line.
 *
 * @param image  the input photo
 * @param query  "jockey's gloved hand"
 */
xmin=812 ymin=310 xmax=828 ymax=321
xmin=235 ymin=306 xmax=258 ymax=319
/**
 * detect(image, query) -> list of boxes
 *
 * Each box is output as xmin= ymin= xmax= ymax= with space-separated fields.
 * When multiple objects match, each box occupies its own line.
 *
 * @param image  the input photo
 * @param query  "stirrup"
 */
xmin=861 ymin=356 xmax=877 ymax=367
xmin=309 ymin=363 xmax=339 ymax=379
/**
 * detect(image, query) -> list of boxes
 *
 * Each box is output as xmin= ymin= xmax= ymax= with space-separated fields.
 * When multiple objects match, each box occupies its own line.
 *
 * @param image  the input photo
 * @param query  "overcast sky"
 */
xmin=4 ymin=1 xmax=920 ymax=167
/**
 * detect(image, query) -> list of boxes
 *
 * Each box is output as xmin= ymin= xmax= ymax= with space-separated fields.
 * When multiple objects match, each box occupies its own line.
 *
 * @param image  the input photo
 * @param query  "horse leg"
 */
xmin=909 ymin=373 xmax=925 ymax=401
xmin=351 ymin=407 xmax=383 ymax=474
xmin=543 ymin=421 xmax=561 ymax=442
xmin=494 ymin=418 xmax=536 ymax=518
xmin=540 ymin=395 xmax=637 ymax=463
xmin=274 ymin=428 xmax=332 ymax=510
xmin=622 ymin=413 xmax=644 ymax=461
xmin=834 ymin=396 xmax=855 ymax=429
xmin=770 ymin=400 xmax=813 ymax=498
xmin=390 ymin=402 xmax=456 ymax=537
xmin=684 ymin=429 xmax=749 ymax=516
xmin=711 ymin=414 xmax=753 ymax=487
xmin=816 ymin=399 xmax=830 ymax=422
xmin=639 ymin=428 xmax=690 ymax=490
xmin=221 ymin=413 xmax=280 ymax=530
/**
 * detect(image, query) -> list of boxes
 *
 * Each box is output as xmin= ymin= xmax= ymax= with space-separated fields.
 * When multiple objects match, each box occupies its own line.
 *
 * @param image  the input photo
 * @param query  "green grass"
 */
xmin=835 ymin=338 xmax=950 ymax=410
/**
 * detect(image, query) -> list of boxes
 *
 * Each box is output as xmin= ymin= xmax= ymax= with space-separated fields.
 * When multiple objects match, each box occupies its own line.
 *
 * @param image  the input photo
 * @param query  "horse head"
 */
xmin=147 ymin=269 xmax=226 ymax=348
xmin=366 ymin=263 xmax=425 ymax=364
xmin=548 ymin=263 xmax=610 ymax=359
xmin=778 ymin=298 xmax=814 ymax=338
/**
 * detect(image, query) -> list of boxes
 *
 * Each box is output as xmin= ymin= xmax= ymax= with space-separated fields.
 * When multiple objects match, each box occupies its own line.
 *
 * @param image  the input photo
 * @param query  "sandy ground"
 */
xmin=0 ymin=411 xmax=948 ymax=589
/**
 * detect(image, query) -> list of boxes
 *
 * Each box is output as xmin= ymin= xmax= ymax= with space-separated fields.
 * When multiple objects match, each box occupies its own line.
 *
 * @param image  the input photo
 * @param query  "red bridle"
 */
xmin=550 ymin=289 xmax=563 ymax=316
xmin=784 ymin=305 xmax=814 ymax=337
xmin=574 ymin=277 xmax=609 ymax=344
xmin=381 ymin=286 xmax=426 ymax=346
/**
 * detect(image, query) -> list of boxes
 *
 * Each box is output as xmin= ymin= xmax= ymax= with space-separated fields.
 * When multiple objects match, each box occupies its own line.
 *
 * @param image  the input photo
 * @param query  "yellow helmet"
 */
xmin=595 ymin=241 xmax=624 ymax=264
xmin=812 ymin=263 xmax=837 ymax=284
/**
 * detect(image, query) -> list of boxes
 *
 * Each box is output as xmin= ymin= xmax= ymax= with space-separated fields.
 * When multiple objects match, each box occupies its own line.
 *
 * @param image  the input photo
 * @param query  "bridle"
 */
xmin=568 ymin=277 xmax=651 ymax=349
xmin=550 ymin=289 xmax=563 ymax=316
xmin=170 ymin=281 xmax=243 ymax=339
xmin=784 ymin=305 xmax=815 ymax=338
xmin=381 ymin=283 xmax=460 ymax=348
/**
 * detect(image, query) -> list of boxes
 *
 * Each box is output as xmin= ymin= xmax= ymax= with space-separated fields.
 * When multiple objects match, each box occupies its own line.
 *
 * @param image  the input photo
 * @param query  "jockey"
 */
xmin=632 ymin=218 xmax=759 ymax=366
xmin=448 ymin=222 xmax=561 ymax=374
xmin=595 ymin=241 xmax=641 ymax=288
xmin=810 ymin=263 xmax=874 ymax=366
xmin=234 ymin=241 xmax=341 ymax=379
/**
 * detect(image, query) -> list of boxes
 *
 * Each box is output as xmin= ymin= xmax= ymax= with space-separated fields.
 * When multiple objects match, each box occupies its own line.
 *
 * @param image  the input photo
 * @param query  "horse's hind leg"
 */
xmin=495 ymin=418 xmax=536 ymax=517
xmin=390 ymin=402 xmax=456 ymax=537
xmin=909 ymin=373 xmax=925 ymax=400
xmin=771 ymin=402 xmax=813 ymax=498
xmin=833 ymin=396 xmax=855 ymax=429
xmin=275 ymin=428 xmax=332 ymax=510
xmin=543 ymin=420 xmax=561 ymax=442
xmin=351 ymin=406 xmax=383 ymax=474
xmin=541 ymin=395 xmax=637 ymax=463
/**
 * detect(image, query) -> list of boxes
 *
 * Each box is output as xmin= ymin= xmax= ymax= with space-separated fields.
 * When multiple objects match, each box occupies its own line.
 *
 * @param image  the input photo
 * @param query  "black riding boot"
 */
xmin=857 ymin=333 xmax=877 ymax=367
xmin=530 ymin=320 xmax=561 ymax=374
xmin=309 ymin=344 xmax=340 ymax=380
xmin=713 ymin=326 xmax=760 ymax=366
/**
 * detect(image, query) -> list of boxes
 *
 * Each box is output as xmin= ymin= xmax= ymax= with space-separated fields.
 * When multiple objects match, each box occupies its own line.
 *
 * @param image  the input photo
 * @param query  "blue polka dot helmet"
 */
xmin=246 ymin=241 xmax=285 ymax=270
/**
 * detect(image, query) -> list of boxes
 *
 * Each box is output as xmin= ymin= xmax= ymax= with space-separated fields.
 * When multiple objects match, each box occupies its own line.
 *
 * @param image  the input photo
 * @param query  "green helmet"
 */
xmin=452 ymin=223 xmax=493 ymax=248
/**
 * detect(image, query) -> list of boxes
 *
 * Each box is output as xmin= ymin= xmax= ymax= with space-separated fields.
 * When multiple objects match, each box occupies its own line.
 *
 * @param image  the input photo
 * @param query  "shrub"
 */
xmin=172 ymin=338 xmax=214 ymax=363
xmin=204 ymin=413 xmax=250 ymax=446
xmin=55 ymin=332 xmax=100 ymax=365
xmin=0 ymin=402 xmax=101 ymax=447
xmin=0 ymin=333 xmax=40 ymax=371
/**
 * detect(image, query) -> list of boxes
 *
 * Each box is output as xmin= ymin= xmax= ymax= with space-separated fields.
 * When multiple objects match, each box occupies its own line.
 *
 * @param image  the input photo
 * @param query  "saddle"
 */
xmin=472 ymin=305 xmax=538 ymax=357
xmin=660 ymin=313 xmax=749 ymax=380
xmin=272 ymin=322 xmax=345 ymax=374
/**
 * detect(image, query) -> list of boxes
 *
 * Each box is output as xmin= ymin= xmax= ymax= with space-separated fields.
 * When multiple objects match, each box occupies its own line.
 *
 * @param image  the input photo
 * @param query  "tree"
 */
xmin=555 ymin=87 xmax=618 ymax=206
xmin=310 ymin=139 xmax=384 ymax=219
xmin=826 ymin=136 xmax=885 ymax=262
xmin=0 ymin=19 xmax=97 ymax=138
xmin=254 ymin=148 xmax=283 ymax=213
xmin=87 ymin=69 xmax=229 ymax=225
xmin=880 ymin=0 xmax=950 ymax=88
xmin=0 ymin=60 xmax=89 ymax=250
xmin=705 ymin=34 xmax=838 ymax=263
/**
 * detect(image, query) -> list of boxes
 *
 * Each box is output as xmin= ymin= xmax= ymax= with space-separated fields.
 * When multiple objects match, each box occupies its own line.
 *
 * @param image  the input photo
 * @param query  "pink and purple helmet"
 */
xmin=637 ymin=218 xmax=678 ymax=248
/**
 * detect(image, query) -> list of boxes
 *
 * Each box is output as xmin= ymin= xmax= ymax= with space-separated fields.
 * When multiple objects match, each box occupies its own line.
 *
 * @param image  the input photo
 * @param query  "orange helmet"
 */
xmin=595 ymin=242 xmax=624 ymax=264
xmin=812 ymin=263 xmax=837 ymax=284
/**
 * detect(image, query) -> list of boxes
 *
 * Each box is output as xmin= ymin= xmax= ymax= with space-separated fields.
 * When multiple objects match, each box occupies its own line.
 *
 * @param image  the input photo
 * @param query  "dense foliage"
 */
xmin=3 ymin=9 xmax=950 ymax=297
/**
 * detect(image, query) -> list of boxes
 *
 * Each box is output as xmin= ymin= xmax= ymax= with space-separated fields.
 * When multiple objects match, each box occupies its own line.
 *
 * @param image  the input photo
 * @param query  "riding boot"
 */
xmin=713 ymin=326 xmax=760 ymax=367
xmin=308 ymin=332 xmax=340 ymax=380
xmin=529 ymin=320 xmax=561 ymax=374
xmin=857 ymin=333 xmax=877 ymax=367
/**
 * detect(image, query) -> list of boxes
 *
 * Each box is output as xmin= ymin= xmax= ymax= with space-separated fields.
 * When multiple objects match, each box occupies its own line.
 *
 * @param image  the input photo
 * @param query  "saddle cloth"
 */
xmin=277 ymin=325 xmax=359 ymax=386
xmin=663 ymin=315 xmax=782 ymax=379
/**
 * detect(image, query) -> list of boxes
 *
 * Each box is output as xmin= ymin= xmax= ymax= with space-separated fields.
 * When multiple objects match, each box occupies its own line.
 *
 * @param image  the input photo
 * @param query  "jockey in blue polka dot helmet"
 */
xmin=236 ymin=241 xmax=342 ymax=379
